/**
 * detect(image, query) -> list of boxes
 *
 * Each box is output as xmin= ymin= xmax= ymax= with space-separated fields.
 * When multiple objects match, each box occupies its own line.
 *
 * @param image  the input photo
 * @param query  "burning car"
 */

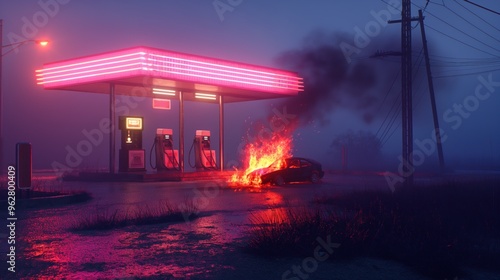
xmin=249 ymin=157 xmax=324 ymax=186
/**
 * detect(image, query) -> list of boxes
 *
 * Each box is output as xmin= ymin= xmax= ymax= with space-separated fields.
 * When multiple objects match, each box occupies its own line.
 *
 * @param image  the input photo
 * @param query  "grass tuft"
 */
xmin=71 ymin=200 xmax=198 ymax=231
xmin=245 ymin=180 xmax=500 ymax=278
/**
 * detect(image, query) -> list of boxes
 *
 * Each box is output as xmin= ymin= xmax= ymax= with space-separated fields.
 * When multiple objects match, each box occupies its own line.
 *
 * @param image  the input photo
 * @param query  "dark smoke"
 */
xmin=274 ymin=30 xmax=402 ymax=125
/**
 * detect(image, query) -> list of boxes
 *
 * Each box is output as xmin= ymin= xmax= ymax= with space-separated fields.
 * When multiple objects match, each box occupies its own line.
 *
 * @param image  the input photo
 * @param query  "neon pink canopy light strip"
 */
xmin=36 ymin=47 xmax=303 ymax=94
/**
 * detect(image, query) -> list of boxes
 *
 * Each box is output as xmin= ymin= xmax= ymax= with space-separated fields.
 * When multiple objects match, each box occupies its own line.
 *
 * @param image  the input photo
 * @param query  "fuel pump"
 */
xmin=150 ymin=128 xmax=179 ymax=171
xmin=119 ymin=116 xmax=146 ymax=172
xmin=191 ymin=130 xmax=217 ymax=170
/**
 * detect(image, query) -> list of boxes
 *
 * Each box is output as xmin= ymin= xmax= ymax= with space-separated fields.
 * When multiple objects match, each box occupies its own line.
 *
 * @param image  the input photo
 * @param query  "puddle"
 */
xmin=13 ymin=212 xmax=246 ymax=279
xmin=2 ymin=178 xmax=330 ymax=279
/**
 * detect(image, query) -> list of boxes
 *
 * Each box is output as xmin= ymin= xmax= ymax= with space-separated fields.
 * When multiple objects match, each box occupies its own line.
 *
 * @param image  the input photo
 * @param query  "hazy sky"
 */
xmin=1 ymin=0 xmax=499 ymax=171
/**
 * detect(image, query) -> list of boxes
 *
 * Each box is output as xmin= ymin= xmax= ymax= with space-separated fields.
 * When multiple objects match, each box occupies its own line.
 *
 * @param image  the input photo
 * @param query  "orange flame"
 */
xmin=229 ymin=132 xmax=293 ymax=187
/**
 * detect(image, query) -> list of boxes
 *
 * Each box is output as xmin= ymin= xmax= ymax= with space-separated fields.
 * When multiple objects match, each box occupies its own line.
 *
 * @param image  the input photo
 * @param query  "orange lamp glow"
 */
xmin=37 ymin=40 xmax=49 ymax=47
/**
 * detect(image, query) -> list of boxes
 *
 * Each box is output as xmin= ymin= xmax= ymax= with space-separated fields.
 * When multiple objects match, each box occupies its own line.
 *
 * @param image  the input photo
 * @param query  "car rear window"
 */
xmin=300 ymin=160 xmax=312 ymax=167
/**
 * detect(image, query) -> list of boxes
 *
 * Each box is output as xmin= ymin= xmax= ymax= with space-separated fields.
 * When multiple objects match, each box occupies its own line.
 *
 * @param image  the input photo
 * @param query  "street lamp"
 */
xmin=2 ymin=39 xmax=49 ymax=57
xmin=0 ymin=19 xmax=49 ymax=174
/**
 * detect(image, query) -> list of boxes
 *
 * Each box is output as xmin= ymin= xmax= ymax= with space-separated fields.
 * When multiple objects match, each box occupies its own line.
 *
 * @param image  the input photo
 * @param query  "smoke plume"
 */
xmin=274 ymin=30 xmax=402 ymax=125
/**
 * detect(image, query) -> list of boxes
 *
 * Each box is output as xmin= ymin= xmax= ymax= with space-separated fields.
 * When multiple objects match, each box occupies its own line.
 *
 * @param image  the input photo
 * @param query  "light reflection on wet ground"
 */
xmin=2 ymin=173 xmax=499 ymax=279
xmin=16 ymin=211 xmax=248 ymax=279
xmin=2 ymin=173 xmax=403 ymax=279
xmin=3 ymin=176 xmax=310 ymax=279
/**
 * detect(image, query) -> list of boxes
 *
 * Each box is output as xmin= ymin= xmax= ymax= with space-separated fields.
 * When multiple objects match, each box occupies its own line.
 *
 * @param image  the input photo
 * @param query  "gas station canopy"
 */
xmin=36 ymin=46 xmax=303 ymax=102
xmin=35 ymin=46 xmax=304 ymax=176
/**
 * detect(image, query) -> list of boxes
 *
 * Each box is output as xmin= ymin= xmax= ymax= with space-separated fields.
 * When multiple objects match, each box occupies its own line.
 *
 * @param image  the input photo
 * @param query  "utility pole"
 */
xmin=0 ymin=19 xmax=3 ymax=175
xmin=418 ymin=9 xmax=445 ymax=173
xmin=401 ymin=0 xmax=413 ymax=187
xmin=389 ymin=0 xmax=418 ymax=187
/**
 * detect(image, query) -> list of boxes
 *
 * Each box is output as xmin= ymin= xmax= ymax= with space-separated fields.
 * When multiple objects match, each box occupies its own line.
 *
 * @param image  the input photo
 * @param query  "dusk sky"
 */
xmin=1 ymin=0 xmax=499 ymax=171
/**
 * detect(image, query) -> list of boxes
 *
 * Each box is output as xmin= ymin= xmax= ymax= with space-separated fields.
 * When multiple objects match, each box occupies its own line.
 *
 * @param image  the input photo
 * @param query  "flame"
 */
xmin=229 ymin=131 xmax=293 ymax=187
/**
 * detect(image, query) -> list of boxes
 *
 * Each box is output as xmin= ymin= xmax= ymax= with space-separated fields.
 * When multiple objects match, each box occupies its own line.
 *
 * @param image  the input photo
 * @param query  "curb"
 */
xmin=14 ymin=192 xmax=92 ymax=209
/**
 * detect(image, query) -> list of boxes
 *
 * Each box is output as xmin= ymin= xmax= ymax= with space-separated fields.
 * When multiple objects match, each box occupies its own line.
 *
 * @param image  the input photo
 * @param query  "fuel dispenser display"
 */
xmin=119 ymin=116 xmax=146 ymax=172
xmin=190 ymin=130 xmax=217 ymax=170
xmin=150 ymin=128 xmax=179 ymax=171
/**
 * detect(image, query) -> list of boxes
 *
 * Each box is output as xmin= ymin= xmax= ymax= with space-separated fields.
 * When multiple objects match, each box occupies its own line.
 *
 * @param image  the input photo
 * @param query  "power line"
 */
xmin=382 ymin=74 xmax=425 ymax=147
xmin=381 ymin=117 xmax=400 ymax=147
xmin=455 ymin=0 xmax=500 ymax=32
xmin=463 ymin=0 xmax=500 ymax=16
xmin=428 ymin=0 xmax=445 ymax=7
xmin=425 ymin=53 xmax=500 ymax=60
xmin=425 ymin=23 xmax=500 ymax=58
xmin=430 ymin=58 xmax=500 ymax=65
xmin=434 ymin=68 xmax=500 ymax=78
xmin=434 ymin=62 xmax=500 ymax=71
xmin=379 ymin=94 xmax=401 ymax=145
xmin=375 ymin=71 xmax=401 ymax=138
xmin=379 ymin=0 xmax=500 ymax=57
xmin=432 ymin=61 xmax=500 ymax=71
xmin=411 ymin=0 xmax=430 ymax=29
xmin=442 ymin=1 xmax=500 ymax=44
xmin=380 ymin=48 xmax=425 ymax=146
xmin=378 ymin=0 xmax=401 ymax=12
xmin=377 ymin=56 xmax=500 ymax=68
xmin=412 ymin=2 xmax=500 ymax=55
xmin=375 ymin=69 xmax=401 ymax=120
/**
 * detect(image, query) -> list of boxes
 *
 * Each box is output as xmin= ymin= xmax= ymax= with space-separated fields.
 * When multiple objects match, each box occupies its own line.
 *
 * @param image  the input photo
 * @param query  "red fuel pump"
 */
xmin=192 ymin=130 xmax=217 ymax=171
xmin=151 ymin=128 xmax=179 ymax=171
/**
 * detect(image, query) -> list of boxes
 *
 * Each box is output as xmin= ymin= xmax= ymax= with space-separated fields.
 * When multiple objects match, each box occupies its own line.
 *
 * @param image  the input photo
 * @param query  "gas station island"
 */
xmin=36 ymin=46 xmax=303 ymax=181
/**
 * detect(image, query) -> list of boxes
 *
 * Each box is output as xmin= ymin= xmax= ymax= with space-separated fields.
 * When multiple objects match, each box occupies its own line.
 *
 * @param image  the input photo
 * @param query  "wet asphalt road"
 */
xmin=3 ymin=173 xmax=478 ymax=279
